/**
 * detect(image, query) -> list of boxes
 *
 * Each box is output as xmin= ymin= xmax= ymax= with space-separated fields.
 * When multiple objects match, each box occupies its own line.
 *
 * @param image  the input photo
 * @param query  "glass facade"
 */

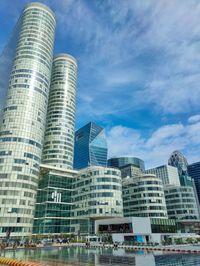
xmin=0 ymin=3 xmax=56 ymax=237
xmin=34 ymin=165 xmax=123 ymax=235
xmin=42 ymin=54 xmax=77 ymax=169
xmin=168 ymin=151 xmax=193 ymax=187
xmin=188 ymin=162 xmax=200 ymax=205
xmin=123 ymin=174 xmax=168 ymax=218
xmin=150 ymin=218 xmax=177 ymax=233
xmin=120 ymin=164 xmax=144 ymax=179
xmin=146 ymin=165 xmax=180 ymax=186
xmin=164 ymin=185 xmax=199 ymax=220
xmin=33 ymin=165 xmax=77 ymax=234
xmin=108 ymin=157 xmax=145 ymax=171
xmin=74 ymin=122 xmax=108 ymax=169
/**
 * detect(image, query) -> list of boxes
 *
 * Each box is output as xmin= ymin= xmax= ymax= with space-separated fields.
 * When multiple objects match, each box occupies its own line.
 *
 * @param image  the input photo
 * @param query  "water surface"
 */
xmin=1 ymin=246 xmax=200 ymax=266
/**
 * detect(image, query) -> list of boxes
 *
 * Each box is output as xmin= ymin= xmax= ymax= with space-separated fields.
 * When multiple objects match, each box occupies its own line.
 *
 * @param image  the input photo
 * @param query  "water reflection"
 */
xmin=3 ymin=246 xmax=200 ymax=266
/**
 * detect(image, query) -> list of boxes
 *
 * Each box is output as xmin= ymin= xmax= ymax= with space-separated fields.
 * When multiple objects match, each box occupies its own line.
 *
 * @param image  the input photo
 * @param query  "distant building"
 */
xmin=188 ymin=162 xmax=200 ymax=204
xmin=74 ymin=122 xmax=108 ymax=169
xmin=146 ymin=165 xmax=180 ymax=186
xmin=108 ymin=157 xmax=145 ymax=171
xmin=120 ymin=164 xmax=143 ymax=179
xmin=168 ymin=151 xmax=192 ymax=186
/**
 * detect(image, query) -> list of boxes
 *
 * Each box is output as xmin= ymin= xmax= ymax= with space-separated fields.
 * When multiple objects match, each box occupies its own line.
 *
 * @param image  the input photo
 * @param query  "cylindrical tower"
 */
xmin=0 ymin=3 xmax=56 ymax=237
xmin=42 ymin=54 xmax=77 ymax=169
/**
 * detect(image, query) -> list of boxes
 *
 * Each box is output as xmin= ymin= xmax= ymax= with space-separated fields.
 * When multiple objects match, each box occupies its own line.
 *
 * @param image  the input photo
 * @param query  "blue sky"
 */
xmin=1 ymin=0 xmax=200 ymax=168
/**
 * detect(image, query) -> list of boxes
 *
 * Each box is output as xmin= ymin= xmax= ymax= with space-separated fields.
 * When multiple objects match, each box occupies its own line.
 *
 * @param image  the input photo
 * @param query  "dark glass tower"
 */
xmin=73 ymin=122 xmax=107 ymax=169
xmin=188 ymin=162 xmax=200 ymax=204
xmin=108 ymin=157 xmax=145 ymax=170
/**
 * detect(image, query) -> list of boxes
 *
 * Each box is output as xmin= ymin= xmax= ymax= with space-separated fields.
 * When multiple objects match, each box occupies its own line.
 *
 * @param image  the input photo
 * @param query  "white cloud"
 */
xmin=107 ymin=118 xmax=200 ymax=168
xmin=188 ymin=114 xmax=200 ymax=123
xmin=52 ymin=0 xmax=200 ymax=117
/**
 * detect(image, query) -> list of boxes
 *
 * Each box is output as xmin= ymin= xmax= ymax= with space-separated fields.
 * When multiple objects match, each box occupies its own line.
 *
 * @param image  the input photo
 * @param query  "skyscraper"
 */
xmin=0 ymin=3 xmax=56 ymax=237
xmin=168 ymin=150 xmax=192 ymax=186
xmin=188 ymin=162 xmax=200 ymax=204
xmin=74 ymin=122 xmax=108 ymax=169
xmin=42 ymin=54 xmax=77 ymax=169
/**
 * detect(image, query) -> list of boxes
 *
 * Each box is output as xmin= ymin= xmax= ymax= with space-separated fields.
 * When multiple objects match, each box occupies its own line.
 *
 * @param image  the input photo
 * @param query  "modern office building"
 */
xmin=71 ymin=166 xmax=123 ymax=234
xmin=188 ymin=162 xmax=200 ymax=204
xmin=74 ymin=122 xmax=108 ymax=169
xmin=123 ymin=173 xmax=168 ymax=219
xmin=168 ymin=150 xmax=192 ymax=186
xmin=0 ymin=2 xmax=56 ymax=237
xmin=120 ymin=164 xmax=143 ymax=179
xmin=146 ymin=165 xmax=180 ymax=186
xmin=164 ymin=185 xmax=199 ymax=220
xmin=42 ymin=54 xmax=77 ymax=169
xmin=108 ymin=156 xmax=145 ymax=171
xmin=33 ymin=164 xmax=77 ymax=235
xmin=34 ymin=165 xmax=123 ymax=235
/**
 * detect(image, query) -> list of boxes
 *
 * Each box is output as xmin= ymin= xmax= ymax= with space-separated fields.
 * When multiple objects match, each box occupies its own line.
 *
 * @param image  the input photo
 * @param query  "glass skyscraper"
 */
xmin=74 ymin=122 xmax=108 ymax=169
xmin=0 ymin=3 xmax=56 ymax=237
xmin=188 ymin=162 xmax=200 ymax=204
xmin=42 ymin=54 xmax=77 ymax=169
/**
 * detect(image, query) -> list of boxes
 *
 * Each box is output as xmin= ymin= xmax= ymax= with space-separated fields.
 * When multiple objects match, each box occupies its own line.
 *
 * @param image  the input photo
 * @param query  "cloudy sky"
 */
xmin=1 ymin=0 xmax=200 ymax=168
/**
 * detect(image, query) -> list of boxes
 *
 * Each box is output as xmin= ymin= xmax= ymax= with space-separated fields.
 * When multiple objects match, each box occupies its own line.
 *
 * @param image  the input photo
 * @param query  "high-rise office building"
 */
xmin=168 ymin=150 xmax=192 ymax=186
xmin=108 ymin=156 xmax=145 ymax=171
xmin=146 ymin=165 xmax=180 ymax=186
xmin=74 ymin=122 xmax=107 ymax=169
xmin=0 ymin=2 xmax=56 ymax=237
xmin=42 ymin=54 xmax=77 ymax=169
xmin=188 ymin=162 xmax=200 ymax=204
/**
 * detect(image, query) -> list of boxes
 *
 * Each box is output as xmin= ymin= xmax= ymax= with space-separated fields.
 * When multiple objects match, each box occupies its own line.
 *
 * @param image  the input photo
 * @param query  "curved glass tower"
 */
xmin=0 ymin=2 xmax=56 ymax=237
xmin=42 ymin=54 xmax=77 ymax=169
